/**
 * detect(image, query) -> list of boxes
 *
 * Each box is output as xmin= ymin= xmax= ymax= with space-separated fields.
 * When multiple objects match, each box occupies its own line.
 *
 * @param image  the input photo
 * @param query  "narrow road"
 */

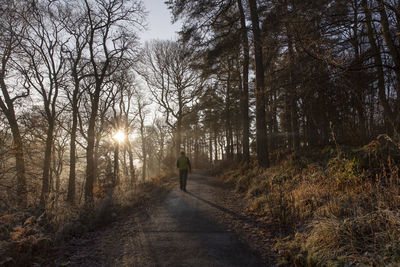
xmin=59 ymin=172 xmax=267 ymax=266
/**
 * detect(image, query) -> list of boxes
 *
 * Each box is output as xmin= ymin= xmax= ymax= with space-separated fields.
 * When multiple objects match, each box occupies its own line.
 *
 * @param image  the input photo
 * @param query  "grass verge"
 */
xmin=0 ymin=172 xmax=176 ymax=266
xmin=218 ymin=136 xmax=400 ymax=266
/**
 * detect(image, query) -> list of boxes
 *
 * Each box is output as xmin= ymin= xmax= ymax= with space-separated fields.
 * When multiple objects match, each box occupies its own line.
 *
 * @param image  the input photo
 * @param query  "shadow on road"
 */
xmin=189 ymin=175 xmax=230 ymax=189
xmin=186 ymin=191 xmax=255 ymax=224
xmin=136 ymin=189 xmax=263 ymax=266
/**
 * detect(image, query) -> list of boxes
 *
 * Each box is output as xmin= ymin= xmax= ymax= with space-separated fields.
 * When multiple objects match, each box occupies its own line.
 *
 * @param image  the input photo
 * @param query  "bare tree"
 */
xmin=117 ymin=71 xmax=138 ymax=186
xmin=21 ymin=0 xmax=67 ymax=208
xmin=133 ymin=89 xmax=150 ymax=181
xmin=152 ymin=117 xmax=167 ymax=173
xmin=138 ymin=40 xmax=203 ymax=157
xmin=50 ymin=124 xmax=68 ymax=194
xmin=0 ymin=0 xmax=31 ymax=207
xmin=82 ymin=0 xmax=145 ymax=204
xmin=59 ymin=0 xmax=90 ymax=205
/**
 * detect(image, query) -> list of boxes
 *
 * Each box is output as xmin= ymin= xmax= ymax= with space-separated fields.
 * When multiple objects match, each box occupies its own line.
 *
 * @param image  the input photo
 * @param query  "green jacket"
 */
xmin=177 ymin=156 xmax=191 ymax=171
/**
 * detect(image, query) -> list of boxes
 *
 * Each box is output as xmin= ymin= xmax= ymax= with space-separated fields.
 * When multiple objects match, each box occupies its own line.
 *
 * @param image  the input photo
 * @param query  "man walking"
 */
xmin=177 ymin=151 xmax=191 ymax=192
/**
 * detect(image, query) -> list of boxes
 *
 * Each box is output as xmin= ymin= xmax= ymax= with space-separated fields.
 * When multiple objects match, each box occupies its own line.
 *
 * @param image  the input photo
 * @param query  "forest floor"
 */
xmin=48 ymin=171 xmax=276 ymax=266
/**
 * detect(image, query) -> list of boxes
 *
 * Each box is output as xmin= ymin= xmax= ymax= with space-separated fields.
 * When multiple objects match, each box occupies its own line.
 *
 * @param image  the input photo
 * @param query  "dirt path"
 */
xmin=55 ymin=172 xmax=274 ymax=266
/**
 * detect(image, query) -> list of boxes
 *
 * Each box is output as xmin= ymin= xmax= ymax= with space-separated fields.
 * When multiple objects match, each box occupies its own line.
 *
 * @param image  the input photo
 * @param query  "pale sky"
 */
xmin=141 ymin=0 xmax=182 ymax=42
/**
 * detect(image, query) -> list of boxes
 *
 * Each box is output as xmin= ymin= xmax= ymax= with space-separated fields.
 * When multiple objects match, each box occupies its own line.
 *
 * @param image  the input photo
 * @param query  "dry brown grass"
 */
xmin=221 ymin=140 xmax=400 ymax=266
xmin=0 ymin=172 xmax=176 ymax=265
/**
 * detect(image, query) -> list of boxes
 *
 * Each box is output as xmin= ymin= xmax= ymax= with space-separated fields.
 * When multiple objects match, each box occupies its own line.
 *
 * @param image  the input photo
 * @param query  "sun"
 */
xmin=112 ymin=130 xmax=126 ymax=144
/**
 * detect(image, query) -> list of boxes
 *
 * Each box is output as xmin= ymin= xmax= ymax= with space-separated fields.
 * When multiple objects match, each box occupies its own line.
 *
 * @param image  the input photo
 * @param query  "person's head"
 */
xmin=180 ymin=151 xmax=185 ymax=156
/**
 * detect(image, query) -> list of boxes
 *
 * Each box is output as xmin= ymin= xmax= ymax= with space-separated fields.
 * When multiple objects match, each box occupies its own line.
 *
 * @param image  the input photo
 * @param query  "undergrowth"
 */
xmin=219 ymin=135 xmax=400 ymax=266
xmin=0 ymin=171 xmax=175 ymax=265
xmin=51 ymin=171 xmax=176 ymax=241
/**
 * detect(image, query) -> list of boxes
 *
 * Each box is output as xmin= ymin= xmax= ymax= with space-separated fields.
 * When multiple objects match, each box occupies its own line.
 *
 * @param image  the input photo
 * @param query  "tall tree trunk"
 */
xmin=284 ymin=91 xmax=293 ymax=150
xmin=40 ymin=120 xmax=54 ymax=208
xmin=176 ymin=115 xmax=182 ymax=156
xmin=248 ymin=0 xmax=269 ymax=168
xmin=113 ymin=144 xmax=119 ymax=185
xmin=237 ymin=0 xmax=250 ymax=161
xmin=219 ymin=136 xmax=225 ymax=160
xmin=11 ymin=122 xmax=26 ymax=207
xmin=226 ymin=70 xmax=233 ymax=159
xmin=140 ymin=117 xmax=147 ymax=181
xmin=85 ymin=90 xmax=100 ymax=204
xmin=9 ymin=114 xmax=27 ymax=207
xmin=94 ymin=131 xmax=102 ymax=185
xmin=286 ymin=21 xmax=300 ymax=151
xmin=351 ymin=1 xmax=367 ymax=143
xmin=53 ymin=144 xmax=61 ymax=193
xmin=176 ymin=88 xmax=184 ymax=156
xmin=0 ymin=73 xmax=27 ymax=207
xmin=214 ymin=129 xmax=218 ymax=161
xmin=362 ymin=0 xmax=398 ymax=133
xmin=305 ymin=108 xmax=318 ymax=147
xmin=272 ymin=93 xmax=279 ymax=148
xmin=85 ymin=130 xmax=95 ymax=204
xmin=376 ymin=0 xmax=400 ymax=133
xmin=142 ymin=147 xmax=146 ymax=182
xmin=267 ymin=91 xmax=279 ymax=150
xmin=235 ymin=128 xmax=240 ymax=157
xmin=377 ymin=0 xmax=400 ymax=78
xmin=195 ymin=130 xmax=199 ymax=167
xmin=369 ymin=83 xmax=375 ymax=136
xmin=67 ymin=95 xmax=78 ymax=205
xmin=127 ymin=142 xmax=136 ymax=186
xmin=66 ymin=38 xmax=85 ymax=204
xmin=266 ymin=93 xmax=273 ymax=150
xmin=121 ymin=149 xmax=129 ymax=180
xmin=209 ymin=129 xmax=213 ymax=167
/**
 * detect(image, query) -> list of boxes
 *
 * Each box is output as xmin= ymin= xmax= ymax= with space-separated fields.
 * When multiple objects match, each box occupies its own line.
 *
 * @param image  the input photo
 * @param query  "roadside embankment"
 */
xmin=0 ymin=172 xmax=176 ymax=266
xmin=219 ymin=136 xmax=400 ymax=266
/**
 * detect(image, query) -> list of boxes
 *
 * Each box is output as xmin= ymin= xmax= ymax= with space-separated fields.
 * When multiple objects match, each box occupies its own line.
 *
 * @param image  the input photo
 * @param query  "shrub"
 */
xmin=327 ymin=157 xmax=364 ymax=187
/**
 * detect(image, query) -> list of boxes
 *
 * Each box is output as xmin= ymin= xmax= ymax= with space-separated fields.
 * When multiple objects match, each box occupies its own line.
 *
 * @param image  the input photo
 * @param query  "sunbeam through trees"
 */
xmin=1 ymin=0 xmax=400 ymax=265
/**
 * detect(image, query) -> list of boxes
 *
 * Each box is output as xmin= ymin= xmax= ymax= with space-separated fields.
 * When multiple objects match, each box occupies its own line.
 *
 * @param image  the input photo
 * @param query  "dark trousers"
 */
xmin=179 ymin=169 xmax=188 ymax=190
